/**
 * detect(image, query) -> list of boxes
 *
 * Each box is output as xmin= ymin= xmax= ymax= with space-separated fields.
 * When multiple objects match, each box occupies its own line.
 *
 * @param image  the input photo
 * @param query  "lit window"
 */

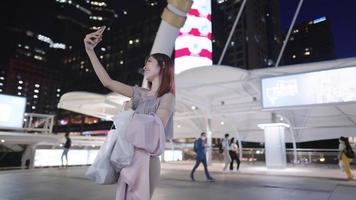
xmin=292 ymin=55 xmax=296 ymax=59
xmin=33 ymin=95 xmax=38 ymax=99
xmin=34 ymin=89 xmax=39 ymax=93
xmin=32 ymin=106 xmax=36 ymax=109
xmin=123 ymin=10 xmax=128 ymax=15
xmin=18 ymin=86 xmax=22 ymax=90
xmin=35 ymin=84 xmax=40 ymax=88
xmin=0 ymin=77 xmax=4 ymax=80
xmin=57 ymin=89 xmax=61 ymax=92
xmin=19 ymin=80 xmax=23 ymax=84
xmin=120 ymin=61 xmax=124 ymax=64
xmin=220 ymin=121 xmax=225 ymax=125
xmin=34 ymin=55 xmax=43 ymax=60
xmin=100 ymin=55 xmax=104 ymax=59
xmin=0 ymin=89 xmax=2 ymax=92
xmin=129 ymin=40 xmax=133 ymax=45
xmin=90 ymin=1 xmax=107 ymax=7
xmin=101 ymin=47 xmax=106 ymax=51
xmin=304 ymin=51 xmax=311 ymax=56
xmin=0 ymin=83 xmax=3 ymax=86
xmin=18 ymin=92 xmax=21 ymax=95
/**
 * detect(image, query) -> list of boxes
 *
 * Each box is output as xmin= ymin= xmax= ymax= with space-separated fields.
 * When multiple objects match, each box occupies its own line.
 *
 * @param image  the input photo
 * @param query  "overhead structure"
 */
xmin=58 ymin=58 xmax=356 ymax=143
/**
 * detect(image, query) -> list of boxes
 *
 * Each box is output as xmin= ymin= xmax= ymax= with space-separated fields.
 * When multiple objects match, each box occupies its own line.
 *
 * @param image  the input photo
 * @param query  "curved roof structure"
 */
xmin=58 ymin=58 xmax=356 ymax=142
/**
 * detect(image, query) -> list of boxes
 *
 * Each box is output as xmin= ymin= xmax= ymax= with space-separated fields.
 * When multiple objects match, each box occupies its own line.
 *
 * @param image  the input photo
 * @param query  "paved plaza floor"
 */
xmin=0 ymin=162 xmax=355 ymax=200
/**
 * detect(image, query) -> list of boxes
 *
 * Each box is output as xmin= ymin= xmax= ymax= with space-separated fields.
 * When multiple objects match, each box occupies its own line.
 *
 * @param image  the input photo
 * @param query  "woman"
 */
xmin=338 ymin=137 xmax=354 ymax=180
xmin=84 ymin=26 xmax=175 ymax=199
xmin=229 ymin=137 xmax=240 ymax=172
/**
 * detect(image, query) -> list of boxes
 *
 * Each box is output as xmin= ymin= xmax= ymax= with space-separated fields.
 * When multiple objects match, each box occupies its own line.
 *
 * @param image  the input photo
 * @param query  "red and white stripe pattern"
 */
xmin=175 ymin=0 xmax=212 ymax=74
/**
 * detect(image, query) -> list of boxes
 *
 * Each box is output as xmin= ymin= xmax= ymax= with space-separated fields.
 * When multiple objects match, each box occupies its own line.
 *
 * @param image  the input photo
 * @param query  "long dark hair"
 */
xmin=340 ymin=136 xmax=351 ymax=149
xmin=146 ymin=53 xmax=175 ymax=97
xmin=230 ymin=137 xmax=235 ymax=145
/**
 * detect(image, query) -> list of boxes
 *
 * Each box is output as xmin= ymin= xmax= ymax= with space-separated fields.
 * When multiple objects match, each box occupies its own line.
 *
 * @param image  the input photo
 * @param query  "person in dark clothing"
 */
xmin=229 ymin=137 xmax=240 ymax=172
xmin=61 ymin=133 xmax=71 ymax=167
xmin=190 ymin=132 xmax=215 ymax=182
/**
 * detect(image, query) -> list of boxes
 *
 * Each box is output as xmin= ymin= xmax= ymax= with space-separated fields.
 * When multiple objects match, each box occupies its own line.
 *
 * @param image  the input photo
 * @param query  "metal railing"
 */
xmin=23 ymin=113 xmax=54 ymax=134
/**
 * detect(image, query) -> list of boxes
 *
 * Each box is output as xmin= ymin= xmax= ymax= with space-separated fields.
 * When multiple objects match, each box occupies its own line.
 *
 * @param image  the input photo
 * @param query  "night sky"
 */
xmin=280 ymin=0 xmax=356 ymax=58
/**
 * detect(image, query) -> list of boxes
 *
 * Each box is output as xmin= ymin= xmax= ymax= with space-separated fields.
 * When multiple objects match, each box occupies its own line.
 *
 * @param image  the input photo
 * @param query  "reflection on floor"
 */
xmin=0 ymin=162 xmax=355 ymax=200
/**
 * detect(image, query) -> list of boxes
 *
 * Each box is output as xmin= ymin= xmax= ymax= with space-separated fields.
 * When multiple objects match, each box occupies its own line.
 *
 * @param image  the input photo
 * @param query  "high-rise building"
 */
xmin=1 ymin=3 xmax=68 ymax=114
xmin=212 ymin=0 xmax=281 ymax=69
xmin=0 ymin=0 xmax=121 ymax=114
xmin=283 ymin=16 xmax=336 ymax=65
xmin=64 ymin=0 xmax=165 ymax=94
xmin=56 ymin=0 xmax=165 ymax=133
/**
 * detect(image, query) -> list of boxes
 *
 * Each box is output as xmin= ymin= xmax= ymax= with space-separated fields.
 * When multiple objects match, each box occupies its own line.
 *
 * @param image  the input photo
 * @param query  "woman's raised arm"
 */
xmin=84 ymin=26 xmax=133 ymax=97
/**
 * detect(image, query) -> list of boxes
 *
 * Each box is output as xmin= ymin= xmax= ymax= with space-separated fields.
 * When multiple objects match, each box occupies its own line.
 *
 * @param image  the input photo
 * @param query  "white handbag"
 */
xmin=110 ymin=111 xmax=134 ymax=172
xmin=85 ymin=129 xmax=118 ymax=184
xmin=85 ymin=111 xmax=135 ymax=185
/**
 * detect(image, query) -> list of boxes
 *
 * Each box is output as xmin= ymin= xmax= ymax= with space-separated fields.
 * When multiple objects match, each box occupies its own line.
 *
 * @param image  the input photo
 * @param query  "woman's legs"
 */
xmin=229 ymin=151 xmax=234 ymax=170
xmin=341 ymin=153 xmax=353 ymax=180
xmin=236 ymin=157 xmax=240 ymax=170
xmin=149 ymin=156 xmax=161 ymax=198
xmin=223 ymin=150 xmax=231 ymax=171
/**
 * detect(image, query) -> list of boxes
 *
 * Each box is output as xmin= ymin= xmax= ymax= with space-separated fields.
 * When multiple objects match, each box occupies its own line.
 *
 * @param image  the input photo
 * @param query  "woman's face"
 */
xmin=143 ymin=56 xmax=161 ymax=82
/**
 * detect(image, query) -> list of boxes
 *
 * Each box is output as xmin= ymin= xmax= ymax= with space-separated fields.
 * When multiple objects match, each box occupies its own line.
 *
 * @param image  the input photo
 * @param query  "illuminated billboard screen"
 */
xmin=174 ymin=0 xmax=212 ymax=74
xmin=261 ymin=67 xmax=356 ymax=109
xmin=0 ymin=94 xmax=26 ymax=129
xmin=34 ymin=149 xmax=99 ymax=167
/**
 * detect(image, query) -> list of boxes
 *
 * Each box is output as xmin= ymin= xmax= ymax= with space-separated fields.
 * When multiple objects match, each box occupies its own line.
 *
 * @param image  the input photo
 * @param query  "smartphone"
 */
xmin=100 ymin=26 xmax=106 ymax=32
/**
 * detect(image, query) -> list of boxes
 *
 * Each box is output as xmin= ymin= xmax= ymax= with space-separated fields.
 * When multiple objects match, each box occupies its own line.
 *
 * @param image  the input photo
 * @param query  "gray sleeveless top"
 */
xmin=131 ymin=86 xmax=175 ymax=140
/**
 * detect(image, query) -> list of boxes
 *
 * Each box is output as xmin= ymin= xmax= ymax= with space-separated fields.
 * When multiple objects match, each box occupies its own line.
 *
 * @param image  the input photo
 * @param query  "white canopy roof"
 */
xmin=58 ymin=58 xmax=356 ymax=142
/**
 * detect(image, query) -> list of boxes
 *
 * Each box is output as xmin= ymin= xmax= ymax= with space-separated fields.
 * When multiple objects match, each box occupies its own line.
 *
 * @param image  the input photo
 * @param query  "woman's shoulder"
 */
xmin=160 ymin=92 xmax=175 ymax=99
xmin=133 ymin=85 xmax=149 ymax=92
xmin=132 ymin=85 xmax=149 ymax=97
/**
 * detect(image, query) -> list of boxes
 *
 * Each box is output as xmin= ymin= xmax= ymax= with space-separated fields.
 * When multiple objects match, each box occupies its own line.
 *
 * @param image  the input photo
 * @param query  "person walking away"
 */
xmin=229 ymin=137 xmax=240 ymax=172
xmin=61 ymin=133 xmax=71 ymax=167
xmin=338 ymin=136 xmax=354 ymax=180
xmin=222 ymin=133 xmax=231 ymax=173
xmin=190 ymin=132 xmax=215 ymax=182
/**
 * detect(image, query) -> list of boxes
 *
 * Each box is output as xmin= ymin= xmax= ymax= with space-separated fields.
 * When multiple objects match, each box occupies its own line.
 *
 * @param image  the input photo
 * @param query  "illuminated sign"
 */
xmin=261 ymin=67 xmax=356 ymax=109
xmin=0 ymin=94 xmax=26 ymax=129
xmin=312 ymin=16 xmax=326 ymax=24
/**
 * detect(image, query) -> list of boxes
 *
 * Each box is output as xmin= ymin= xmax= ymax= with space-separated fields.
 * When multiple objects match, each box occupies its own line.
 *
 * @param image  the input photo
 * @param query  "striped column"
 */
xmin=174 ymin=0 xmax=212 ymax=74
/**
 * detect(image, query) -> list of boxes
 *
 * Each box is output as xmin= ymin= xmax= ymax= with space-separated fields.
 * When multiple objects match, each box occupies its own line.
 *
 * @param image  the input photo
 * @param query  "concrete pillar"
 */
xmin=206 ymin=118 xmax=212 ymax=165
xmin=21 ymin=144 xmax=36 ymax=169
xmin=258 ymin=123 xmax=290 ymax=169
xmin=235 ymin=131 xmax=243 ymax=160
xmin=171 ymin=139 xmax=175 ymax=161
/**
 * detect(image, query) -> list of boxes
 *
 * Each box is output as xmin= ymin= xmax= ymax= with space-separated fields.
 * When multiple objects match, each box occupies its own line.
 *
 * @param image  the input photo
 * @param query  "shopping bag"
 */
xmin=110 ymin=111 xmax=134 ymax=172
xmin=85 ymin=129 xmax=118 ymax=184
